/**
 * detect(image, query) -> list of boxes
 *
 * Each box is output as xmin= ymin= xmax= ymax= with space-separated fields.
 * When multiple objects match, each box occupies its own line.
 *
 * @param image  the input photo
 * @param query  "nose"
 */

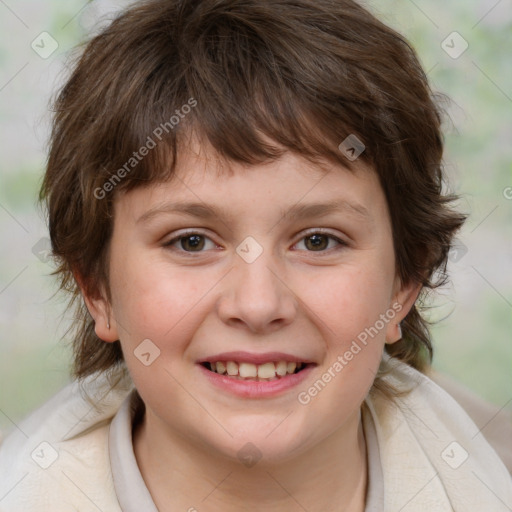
xmin=217 ymin=253 xmax=297 ymax=335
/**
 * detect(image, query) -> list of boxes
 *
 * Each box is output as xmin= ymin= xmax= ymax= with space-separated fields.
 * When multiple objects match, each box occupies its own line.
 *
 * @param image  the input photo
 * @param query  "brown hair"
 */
xmin=40 ymin=0 xmax=466 ymax=382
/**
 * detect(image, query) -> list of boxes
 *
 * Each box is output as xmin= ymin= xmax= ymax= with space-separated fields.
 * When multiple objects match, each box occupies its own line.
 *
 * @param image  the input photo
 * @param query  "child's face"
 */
xmin=94 ymin=137 xmax=414 ymax=461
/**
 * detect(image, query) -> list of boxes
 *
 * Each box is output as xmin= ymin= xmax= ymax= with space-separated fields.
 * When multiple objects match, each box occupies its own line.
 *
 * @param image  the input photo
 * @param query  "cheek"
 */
xmin=297 ymin=266 xmax=393 ymax=404
xmin=110 ymin=253 xmax=214 ymax=348
xmin=109 ymin=256 xmax=217 ymax=421
xmin=304 ymin=265 xmax=394 ymax=347
xmin=292 ymin=265 xmax=395 ymax=426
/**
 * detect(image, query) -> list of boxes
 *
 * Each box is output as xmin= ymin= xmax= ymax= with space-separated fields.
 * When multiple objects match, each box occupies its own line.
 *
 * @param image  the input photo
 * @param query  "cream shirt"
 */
xmin=1 ymin=354 xmax=511 ymax=511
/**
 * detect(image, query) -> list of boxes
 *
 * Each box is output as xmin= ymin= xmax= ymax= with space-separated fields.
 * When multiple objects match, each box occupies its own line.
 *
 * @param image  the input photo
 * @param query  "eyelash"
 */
xmin=163 ymin=229 xmax=348 ymax=255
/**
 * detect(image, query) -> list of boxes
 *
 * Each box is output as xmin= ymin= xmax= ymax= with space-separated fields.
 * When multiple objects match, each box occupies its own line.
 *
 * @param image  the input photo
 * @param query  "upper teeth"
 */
xmin=209 ymin=361 xmax=303 ymax=379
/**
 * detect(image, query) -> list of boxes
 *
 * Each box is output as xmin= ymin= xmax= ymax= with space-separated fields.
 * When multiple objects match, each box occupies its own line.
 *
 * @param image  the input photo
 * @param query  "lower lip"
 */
xmin=197 ymin=364 xmax=315 ymax=399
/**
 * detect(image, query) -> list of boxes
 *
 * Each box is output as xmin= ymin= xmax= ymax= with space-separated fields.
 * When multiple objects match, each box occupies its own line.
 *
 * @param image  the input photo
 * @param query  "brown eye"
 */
xmin=180 ymin=235 xmax=205 ymax=251
xmin=304 ymin=234 xmax=330 ymax=251
xmin=164 ymin=232 xmax=217 ymax=253
xmin=294 ymin=232 xmax=347 ymax=253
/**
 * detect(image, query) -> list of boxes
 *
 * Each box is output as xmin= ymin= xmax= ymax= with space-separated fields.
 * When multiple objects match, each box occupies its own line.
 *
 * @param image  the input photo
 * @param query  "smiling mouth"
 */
xmin=201 ymin=361 xmax=310 ymax=381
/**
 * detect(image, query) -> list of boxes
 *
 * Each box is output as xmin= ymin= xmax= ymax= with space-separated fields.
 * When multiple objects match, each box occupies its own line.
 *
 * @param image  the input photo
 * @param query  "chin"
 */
xmin=204 ymin=416 xmax=315 ymax=466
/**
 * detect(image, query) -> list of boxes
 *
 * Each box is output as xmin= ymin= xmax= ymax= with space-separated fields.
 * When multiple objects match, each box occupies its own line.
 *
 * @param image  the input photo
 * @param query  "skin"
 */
xmin=83 ymin=135 xmax=420 ymax=512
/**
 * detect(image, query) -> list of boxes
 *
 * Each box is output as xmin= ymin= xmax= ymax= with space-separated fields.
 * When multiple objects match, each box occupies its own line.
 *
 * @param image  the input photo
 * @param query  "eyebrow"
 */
xmin=136 ymin=199 xmax=371 ymax=225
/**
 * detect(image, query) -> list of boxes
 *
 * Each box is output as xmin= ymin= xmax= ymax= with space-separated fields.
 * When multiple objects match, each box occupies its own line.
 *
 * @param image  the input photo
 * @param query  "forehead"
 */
xmin=114 ymin=138 xmax=388 ymax=230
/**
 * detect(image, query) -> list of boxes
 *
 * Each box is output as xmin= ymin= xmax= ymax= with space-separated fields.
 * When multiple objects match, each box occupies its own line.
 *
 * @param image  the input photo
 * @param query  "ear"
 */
xmin=385 ymin=277 xmax=422 ymax=344
xmin=73 ymin=270 xmax=119 ymax=343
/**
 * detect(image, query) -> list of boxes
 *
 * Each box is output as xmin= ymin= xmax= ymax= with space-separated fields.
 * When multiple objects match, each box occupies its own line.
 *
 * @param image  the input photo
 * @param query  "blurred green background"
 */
xmin=0 ymin=0 xmax=511 ymax=435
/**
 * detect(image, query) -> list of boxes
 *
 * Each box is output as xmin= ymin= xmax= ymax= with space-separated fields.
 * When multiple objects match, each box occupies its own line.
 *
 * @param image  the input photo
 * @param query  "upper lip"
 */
xmin=198 ymin=351 xmax=316 ymax=365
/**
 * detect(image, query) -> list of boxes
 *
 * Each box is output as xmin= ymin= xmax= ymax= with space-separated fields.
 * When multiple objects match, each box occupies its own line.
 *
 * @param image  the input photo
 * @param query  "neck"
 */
xmin=133 ymin=410 xmax=368 ymax=512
